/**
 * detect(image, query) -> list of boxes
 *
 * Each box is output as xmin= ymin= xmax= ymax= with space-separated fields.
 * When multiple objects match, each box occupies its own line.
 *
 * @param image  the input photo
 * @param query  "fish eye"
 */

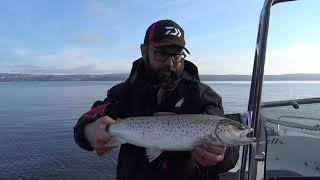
xmin=239 ymin=126 xmax=246 ymax=130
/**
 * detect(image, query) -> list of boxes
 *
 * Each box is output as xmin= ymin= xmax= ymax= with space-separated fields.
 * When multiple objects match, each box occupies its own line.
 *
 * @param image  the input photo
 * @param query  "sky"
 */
xmin=0 ymin=0 xmax=319 ymax=75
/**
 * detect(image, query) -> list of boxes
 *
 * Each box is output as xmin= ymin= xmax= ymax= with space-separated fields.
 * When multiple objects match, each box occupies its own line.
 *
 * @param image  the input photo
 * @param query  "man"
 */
xmin=74 ymin=19 xmax=239 ymax=180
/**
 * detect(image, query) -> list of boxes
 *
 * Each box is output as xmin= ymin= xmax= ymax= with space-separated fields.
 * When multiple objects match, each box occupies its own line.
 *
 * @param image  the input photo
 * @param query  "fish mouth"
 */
xmin=240 ymin=128 xmax=254 ymax=138
xmin=239 ymin=128 xmax=256 ymax=144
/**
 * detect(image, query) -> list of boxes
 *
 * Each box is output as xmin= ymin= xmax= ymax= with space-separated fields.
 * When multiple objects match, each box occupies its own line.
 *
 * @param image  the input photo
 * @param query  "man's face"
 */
xmin=144 ymin=45 xmax=185 ymax=83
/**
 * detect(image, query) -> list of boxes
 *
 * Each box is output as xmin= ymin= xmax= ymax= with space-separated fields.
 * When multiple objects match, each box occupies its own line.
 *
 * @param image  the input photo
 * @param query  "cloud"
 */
xmin=1 ymin=48 xmax=254 ymax=75
xmin=265 ymin=42 xmax=320 ymax=74
xmin=132 ymin=0 xmax=192 ymax=9
xmin=71 ymin=32 xmax=108 ymax=45
xmin=190 ymin=24 xmax=253 ymax=43
xmin=2 ymin=42 xmax=319 ymax=75
xmin=0 ymin=47 xmax=132 ymax=74
xmin=87 ymin=0 xmax=110 ymax=16
xmin=84 ymin=0 xmax=128 ymax=30
xmin=15 ymin=48 xmax=32 ymax=56
xmin=192 ymin=42 xmax=320 ymax=75
xmin=3 ymin=64 xmax=125 ymax=75
xmin=157 ymin=0 xmax=193 ymax=9
xmin=190 ymin=51 xmax=254 ymax=75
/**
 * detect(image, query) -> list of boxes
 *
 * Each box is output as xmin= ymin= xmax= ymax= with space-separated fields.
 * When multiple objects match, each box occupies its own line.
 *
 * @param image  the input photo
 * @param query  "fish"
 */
xmin=107 ymin=113 xmax=255 ymax=162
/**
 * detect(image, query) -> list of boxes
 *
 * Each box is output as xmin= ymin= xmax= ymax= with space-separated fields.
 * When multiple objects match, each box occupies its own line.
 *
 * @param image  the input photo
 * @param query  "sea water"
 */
xmin=0 ymin=81 xmax=319 ymax=179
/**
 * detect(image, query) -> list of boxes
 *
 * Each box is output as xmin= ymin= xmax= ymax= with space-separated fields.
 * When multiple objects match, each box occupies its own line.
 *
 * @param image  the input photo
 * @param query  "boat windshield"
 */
xmin=260 ymin=99 xmax=320 ymax=178
xmin=257 ymin=0 xmax=320 ymax=178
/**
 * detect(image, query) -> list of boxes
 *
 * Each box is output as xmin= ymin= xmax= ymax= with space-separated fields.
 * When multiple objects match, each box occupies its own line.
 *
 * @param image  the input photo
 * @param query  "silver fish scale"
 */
xmin=109 ymin=114 xmax=226 ymax=150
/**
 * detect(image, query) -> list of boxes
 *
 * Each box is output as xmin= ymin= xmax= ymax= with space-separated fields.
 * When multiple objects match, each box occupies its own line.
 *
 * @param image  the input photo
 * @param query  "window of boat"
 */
xmin=260 ymin=0 xmax=320 ymax=178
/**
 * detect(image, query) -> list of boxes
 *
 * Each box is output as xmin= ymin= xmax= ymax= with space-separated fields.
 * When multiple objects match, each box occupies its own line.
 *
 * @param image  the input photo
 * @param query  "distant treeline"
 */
xmin=1 ymin=73 xmax=320 ymax=82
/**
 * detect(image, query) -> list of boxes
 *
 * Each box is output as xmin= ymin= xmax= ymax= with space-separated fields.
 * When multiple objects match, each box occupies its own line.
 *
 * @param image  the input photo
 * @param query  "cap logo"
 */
xmin=165 ymin=26 xmax=181 ymax=37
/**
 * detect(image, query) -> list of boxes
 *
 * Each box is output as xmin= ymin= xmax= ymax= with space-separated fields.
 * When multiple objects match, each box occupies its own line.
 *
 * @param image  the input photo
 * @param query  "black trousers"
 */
xmin=117 ymin=151 xmax=219 ymax=180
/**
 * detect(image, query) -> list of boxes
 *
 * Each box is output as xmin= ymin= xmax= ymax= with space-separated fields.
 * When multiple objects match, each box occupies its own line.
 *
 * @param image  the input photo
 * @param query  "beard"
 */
xmin=144 ymin=57 xmax=184 ymax=89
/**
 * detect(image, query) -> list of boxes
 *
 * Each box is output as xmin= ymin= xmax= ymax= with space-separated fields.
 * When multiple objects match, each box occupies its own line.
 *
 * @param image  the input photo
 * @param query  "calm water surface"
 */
xmin=0 ymin=81 xmax=319 ymax=179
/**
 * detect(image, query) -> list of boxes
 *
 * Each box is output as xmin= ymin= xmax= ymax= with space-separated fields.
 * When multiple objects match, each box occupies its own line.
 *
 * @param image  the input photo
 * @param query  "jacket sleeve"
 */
xmin=73 ymin=87 xmax=121 ymax=151
xmin=200 ymin=86 xmax=240 ymax=175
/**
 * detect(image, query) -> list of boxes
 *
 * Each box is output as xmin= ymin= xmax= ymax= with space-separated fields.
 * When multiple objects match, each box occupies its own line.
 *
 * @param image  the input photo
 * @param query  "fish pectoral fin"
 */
xmin=107 ymin=136 xmax=125 ymax=146
xmin=146 ymin=147 xmax=163 ymax=162
xmin=153 ymin=112 xmax=176 ymax=116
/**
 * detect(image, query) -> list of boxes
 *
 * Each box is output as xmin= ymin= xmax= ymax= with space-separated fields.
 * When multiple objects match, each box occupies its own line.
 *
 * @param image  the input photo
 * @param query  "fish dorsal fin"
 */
xmin=154 ymin=112 xmax=176 ymax=116
xmin=146 ymin=147 xmax=163 ymax=162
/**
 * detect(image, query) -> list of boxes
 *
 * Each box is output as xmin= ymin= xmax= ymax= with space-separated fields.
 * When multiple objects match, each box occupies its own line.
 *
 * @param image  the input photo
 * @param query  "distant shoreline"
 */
xmin=1 ymin=73 xmax=320 ymax=82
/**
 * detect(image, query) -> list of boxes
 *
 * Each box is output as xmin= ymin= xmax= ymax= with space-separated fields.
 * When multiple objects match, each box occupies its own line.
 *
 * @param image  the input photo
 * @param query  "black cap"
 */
xmin=144 ymin=19 xmax=190 ymax=54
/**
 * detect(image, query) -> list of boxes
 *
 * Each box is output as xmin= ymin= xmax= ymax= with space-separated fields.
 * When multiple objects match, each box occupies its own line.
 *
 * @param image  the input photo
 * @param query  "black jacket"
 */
xmin=74 ymin=58 xmax=239 ymax=180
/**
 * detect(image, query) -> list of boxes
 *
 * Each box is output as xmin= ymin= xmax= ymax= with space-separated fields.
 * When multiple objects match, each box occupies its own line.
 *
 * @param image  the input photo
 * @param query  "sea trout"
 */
xmin=108 ymin=113 xmax=255 ymax=162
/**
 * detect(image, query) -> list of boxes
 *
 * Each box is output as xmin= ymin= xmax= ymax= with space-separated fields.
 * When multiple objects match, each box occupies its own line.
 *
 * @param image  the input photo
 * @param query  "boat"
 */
xmin=222 ymin=0 xmax=320 ymax=179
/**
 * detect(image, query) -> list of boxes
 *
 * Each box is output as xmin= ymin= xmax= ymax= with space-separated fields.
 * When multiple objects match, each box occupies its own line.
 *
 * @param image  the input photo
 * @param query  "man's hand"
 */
xmin=192 ymin=143 xmax=226 ymax=167
xmin=84 ymin=116 xmax=117 ymax=156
